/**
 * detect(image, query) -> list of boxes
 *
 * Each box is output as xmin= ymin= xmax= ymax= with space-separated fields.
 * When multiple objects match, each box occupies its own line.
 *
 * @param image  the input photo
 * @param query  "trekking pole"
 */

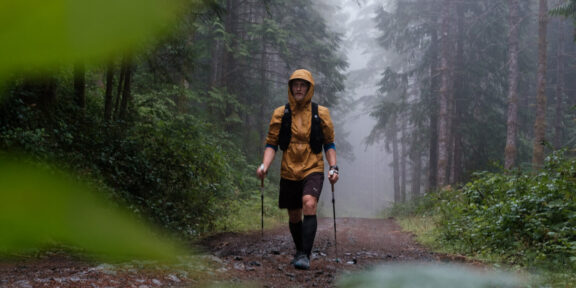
xmin=261 ymin=176 xmax=264 ymax=238
xmin=331 ymin=180 xmax=340 ymax=263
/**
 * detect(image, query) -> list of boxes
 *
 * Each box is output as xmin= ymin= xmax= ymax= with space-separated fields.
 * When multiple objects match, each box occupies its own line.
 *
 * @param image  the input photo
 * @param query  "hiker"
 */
xmin=256 ymin=69 xmax=339 ymax=270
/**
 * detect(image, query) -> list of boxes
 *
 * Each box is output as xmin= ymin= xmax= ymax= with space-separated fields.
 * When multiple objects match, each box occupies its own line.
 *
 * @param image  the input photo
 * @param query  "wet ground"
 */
xmin=197 ymin=217 xmax=453 ymax=287
xmin=0 ymin=217 xmax=472 ymax=287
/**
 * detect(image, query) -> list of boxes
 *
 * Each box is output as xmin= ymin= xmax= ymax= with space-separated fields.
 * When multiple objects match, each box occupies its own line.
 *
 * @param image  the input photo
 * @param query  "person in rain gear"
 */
xmin=257 ymin=69 xmax=339 ymax=270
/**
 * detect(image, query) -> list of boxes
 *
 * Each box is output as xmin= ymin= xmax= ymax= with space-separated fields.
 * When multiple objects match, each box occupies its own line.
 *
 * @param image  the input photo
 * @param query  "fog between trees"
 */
xmin=2 ymin=0 xmax=576 ymax=234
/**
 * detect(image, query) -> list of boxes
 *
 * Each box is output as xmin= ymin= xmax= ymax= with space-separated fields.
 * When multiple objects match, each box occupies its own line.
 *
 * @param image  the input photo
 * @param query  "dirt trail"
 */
xmin=0 ymin=217 xmax=465 ymax=288
xmin=199 ymin=217 xmax=449 ymax=287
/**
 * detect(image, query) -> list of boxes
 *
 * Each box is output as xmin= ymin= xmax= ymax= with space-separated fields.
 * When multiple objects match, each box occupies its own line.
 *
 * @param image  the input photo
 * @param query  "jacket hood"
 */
xmin=288 ymin=69 xmax=315 ymax=109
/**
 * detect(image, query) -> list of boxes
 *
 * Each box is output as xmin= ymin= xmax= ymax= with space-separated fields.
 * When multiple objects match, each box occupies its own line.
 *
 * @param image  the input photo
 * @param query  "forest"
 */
xmin=1 ymin=0 xmax=576 ymax=287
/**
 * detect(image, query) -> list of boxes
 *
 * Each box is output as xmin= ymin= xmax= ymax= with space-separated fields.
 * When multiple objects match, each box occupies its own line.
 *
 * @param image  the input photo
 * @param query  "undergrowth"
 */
xmin=388 ymin=149 xmax=576 ymax=287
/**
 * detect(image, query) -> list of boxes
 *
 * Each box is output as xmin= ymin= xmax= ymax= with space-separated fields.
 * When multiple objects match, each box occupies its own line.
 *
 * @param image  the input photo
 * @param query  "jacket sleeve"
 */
xmin=318 ymin=106 xmax=335 ymax=148
xmin=265 ymin=106 xmax=285 ymax=149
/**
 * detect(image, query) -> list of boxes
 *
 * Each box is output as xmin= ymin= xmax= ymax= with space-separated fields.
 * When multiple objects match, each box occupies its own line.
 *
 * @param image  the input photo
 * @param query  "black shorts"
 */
xmin=278 ymin=172 xmax=324 ymax=209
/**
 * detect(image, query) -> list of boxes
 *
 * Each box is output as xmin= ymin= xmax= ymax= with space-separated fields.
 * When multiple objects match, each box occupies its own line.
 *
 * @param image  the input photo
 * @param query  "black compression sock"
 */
xmin=289 ymin=221 xmax=303 ymax=253
xmin=302 ymin=215 xmax=317 ymax=257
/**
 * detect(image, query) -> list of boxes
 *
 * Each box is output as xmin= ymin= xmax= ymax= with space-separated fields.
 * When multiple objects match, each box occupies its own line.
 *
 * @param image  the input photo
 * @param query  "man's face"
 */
xmin=291 ymin=79 xmax=309 ymax=102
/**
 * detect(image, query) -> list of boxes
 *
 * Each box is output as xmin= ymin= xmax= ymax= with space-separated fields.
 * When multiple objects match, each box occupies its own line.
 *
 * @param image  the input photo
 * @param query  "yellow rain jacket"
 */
xmin=265 ymin=69 xmax=335 ymax=181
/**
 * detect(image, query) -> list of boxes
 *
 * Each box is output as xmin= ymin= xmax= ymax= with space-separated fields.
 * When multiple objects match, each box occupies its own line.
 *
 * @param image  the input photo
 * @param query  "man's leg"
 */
xmin=301 ymin=195 xmax=318 ymax=258
xmin=288 ymin=209 xmax=303 ymax=255
xmin=293 ymin=195 xmax=317 ymax=270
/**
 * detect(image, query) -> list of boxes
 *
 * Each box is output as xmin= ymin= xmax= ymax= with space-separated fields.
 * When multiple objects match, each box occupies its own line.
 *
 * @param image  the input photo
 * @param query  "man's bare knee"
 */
xmin=302 ymin=196 xmax=317 ymax=215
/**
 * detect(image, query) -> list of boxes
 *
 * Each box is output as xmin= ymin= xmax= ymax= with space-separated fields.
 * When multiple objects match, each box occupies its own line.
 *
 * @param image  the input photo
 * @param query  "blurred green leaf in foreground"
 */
xmin=0 ymin=0 xmax=191 ymax=260
xmin=337 ymin=264 xmax=522 ymax=288
xmin=0 ymin=0 xmax=182 ymax=75
xmin=0 ymin=160 xmax=184 ymax=261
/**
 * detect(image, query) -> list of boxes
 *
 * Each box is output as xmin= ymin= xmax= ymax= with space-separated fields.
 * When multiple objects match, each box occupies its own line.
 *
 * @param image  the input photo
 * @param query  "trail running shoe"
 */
xmin=290 ymin=251 xmax=305 ymax=265
xmin=293 ymin=254 xmax=310 ymax=270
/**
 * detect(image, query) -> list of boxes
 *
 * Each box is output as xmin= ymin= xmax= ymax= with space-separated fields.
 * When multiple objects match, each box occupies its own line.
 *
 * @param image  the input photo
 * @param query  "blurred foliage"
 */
xmin=0 ymin=0 xmax=259 ymax=259
xmin=0 ymin=0 xmax=184 ymax=76
xmin=337 ymin=264 xmax=520 ymax=288
xmin=0 ymin=0 xmax=348 ymax=261
xmin=0 ymin=0 xmax=191 ymax=259
xmin=0 ymin=159 xmax=183 ymax=261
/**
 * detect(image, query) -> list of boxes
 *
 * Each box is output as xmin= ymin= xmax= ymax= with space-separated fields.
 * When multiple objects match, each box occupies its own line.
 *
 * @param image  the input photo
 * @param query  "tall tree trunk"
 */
xmin=400 ymin=115 xmax=407 ymax=202
xmin=119 ymin=54 xmax=133 ymax=120
xmin=391 ymin=115 xmax=401 ymax=203
xmin=532 ymin=0 xmax=548 ymax=170
xmin=450 ymin=1 xmax=464 ymax=183
xmin=259 ymin=31 xmax=268 ymax=159
xmin=104 ymin=61 xmax=114 ymax=122
xmin=451 ymin=135 xmax=461 ymax=183
xmin=553 ymin=18 xmax=566 ymax=149
xmin=73 ymin=62 xmax=86 ymax=114
xmin=115 ymin=61 xmax=126 ymax=117
xmin=437 ymin=0 xmax=453 ymax=188
xmin=428 ymin=29 xmax=439 ymax=191
xmin=220 ymin=0 xmax=238 ymax=133
xmin=411 ymin=148 xmax=422 ymax=198
xmin=505 ymin=0 xmax=520 ymax=170
xmin=176 ymin=76 xmax=190 ymax=114
xmin=567 ymin=21 xmax=576 ymax=109
xmin=209 ymin=12 xmax=223 ymax=88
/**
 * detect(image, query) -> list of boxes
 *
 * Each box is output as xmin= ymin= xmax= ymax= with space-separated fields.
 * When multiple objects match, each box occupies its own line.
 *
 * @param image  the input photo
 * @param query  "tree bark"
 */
xmin=119 ymin=54 xmax=133 ymax=120
xmin=532 ymin=0 xmax=548 ymax=170
xmin=450 ymin=1 xmax=464 ymax=183
xmin=437 ymin=0 xmax=453 ymax=188
xmin=553 ymin=18 xmax=566 ymax=150
xmin=411 ymin=148 xmax=422 ymax=198
xmin=104 ymin=61 xmax=115 ymax=122
xmin=428 ymin=29 xmax=439 ymax=191
xmin=115 ymin=61 xmax=126 ymax=117
xmin=259 ymin=26 xmax=268 ymax=160
xmin=505 ymin=0 xmax=520 ymax=170
xmin=391 ymin=115 xmax=401 ymax=203
xmin=400 ymin=115 xmax=407 ymax=202
xmin=73 ymin=62 xmax=86 ymax=114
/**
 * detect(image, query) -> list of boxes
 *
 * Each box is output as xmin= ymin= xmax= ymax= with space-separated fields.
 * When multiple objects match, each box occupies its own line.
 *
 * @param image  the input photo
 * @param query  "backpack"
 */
xmin=278 ymin=102 xmax=324 ymax=154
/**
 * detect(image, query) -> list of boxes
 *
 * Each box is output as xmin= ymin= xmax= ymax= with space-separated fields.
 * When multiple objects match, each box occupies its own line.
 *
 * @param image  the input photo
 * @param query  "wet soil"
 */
xmin=200 ymin=217 xmax=447 ymax=287
xmin=0 ymin=217 xmax=470 ymax=288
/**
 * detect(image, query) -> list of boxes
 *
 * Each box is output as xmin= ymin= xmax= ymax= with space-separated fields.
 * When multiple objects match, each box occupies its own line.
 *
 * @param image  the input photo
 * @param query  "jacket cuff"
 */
xmin=266 ymin=144 xmax=278 ymax=151
xmin=323 ymin=143 xmax=335 ymax=151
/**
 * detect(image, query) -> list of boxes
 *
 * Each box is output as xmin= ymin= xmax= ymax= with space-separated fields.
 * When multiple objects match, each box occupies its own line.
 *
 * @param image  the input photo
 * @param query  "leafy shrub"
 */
xmin=0 ymin=88 xmax=259 ymax=240
xmin=436 ymin=150 xmax=576 ymax=269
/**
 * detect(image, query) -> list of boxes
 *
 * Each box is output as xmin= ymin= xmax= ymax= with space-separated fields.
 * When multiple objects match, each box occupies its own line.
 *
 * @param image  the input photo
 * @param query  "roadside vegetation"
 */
xmin=1 ymin=0 xmax=341 ymax=256
xmin=389 ymin=150 xmax=576 ymax=287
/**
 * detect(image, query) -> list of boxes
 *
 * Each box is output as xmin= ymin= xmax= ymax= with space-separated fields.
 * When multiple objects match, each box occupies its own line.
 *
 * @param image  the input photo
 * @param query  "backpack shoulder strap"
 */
xmin=310 ymin=102 xmax=324 ymax=154
xmin=311 ymin=102 xmax=318 ymax=117
xmin=278 ymin=103 xmax=292 ymax=151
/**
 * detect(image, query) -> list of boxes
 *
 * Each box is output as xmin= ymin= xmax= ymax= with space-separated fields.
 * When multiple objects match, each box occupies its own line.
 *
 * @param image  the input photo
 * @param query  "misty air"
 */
xmin=1 ymin=0 xmax=575 ymax=287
